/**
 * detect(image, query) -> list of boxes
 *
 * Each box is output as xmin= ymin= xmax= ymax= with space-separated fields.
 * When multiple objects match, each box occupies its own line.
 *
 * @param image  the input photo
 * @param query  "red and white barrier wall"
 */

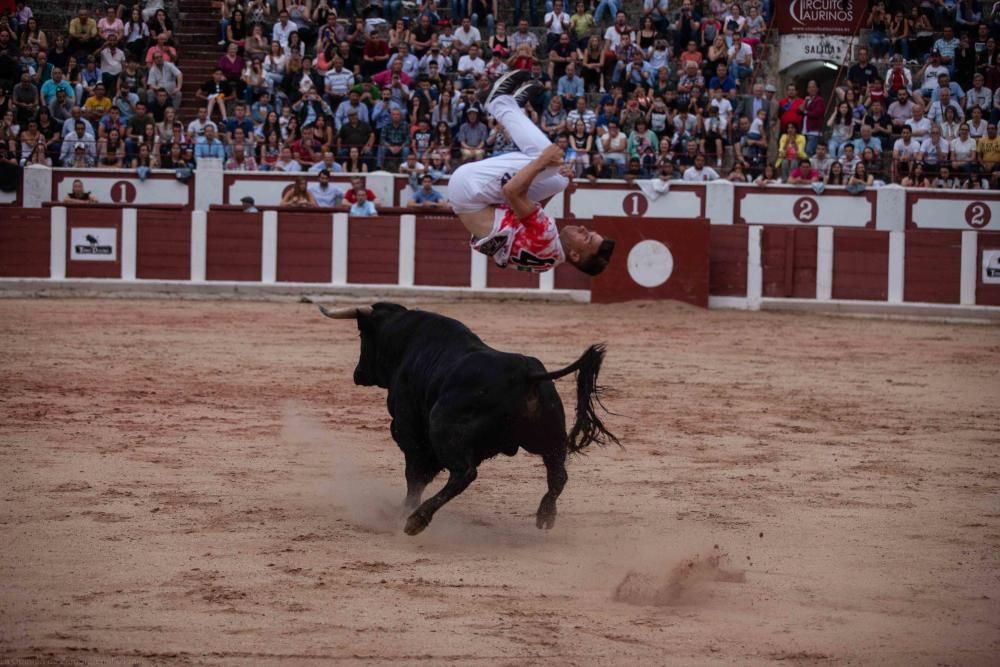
xmin=2 ymin=164 xmax=999 ymax=315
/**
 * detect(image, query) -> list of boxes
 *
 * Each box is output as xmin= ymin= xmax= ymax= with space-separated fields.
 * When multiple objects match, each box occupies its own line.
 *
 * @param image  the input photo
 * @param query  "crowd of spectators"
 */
xmin=3 ymin=0 xmax=1000 ymax=196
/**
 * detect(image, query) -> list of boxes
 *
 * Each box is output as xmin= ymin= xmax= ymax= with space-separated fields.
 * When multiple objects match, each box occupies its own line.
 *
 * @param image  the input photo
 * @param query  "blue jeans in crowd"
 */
xmin=868 ymin=30 xmax=891 ymax=59
xmin=730 ymin=63 xmax=752 ymax=83
xmin=593 ymin=0 xmax=620 ymax=24
xmin=514 ymin=0 xmax=539 ymax=26
xmin=805 ymin=134 xmax=820 ymax=157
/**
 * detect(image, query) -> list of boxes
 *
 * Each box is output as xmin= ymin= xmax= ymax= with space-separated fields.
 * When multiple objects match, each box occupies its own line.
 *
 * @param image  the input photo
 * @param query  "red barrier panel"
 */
xmin=553 ymin=220 xmax=592 ymax=291
xmin=0 ymin=209 xmax=49 ymax=277
xmin=348 ymin=216 xmax=399 ymax=284
xmin=66 ymin=207 xmax=122 ymax=279
xmin=414 ymin=216 xmax=470 ymax=287
xmin=761 ymin=227 xmax=817 ymax=299
xmin=976 ymin=232 xmax=1000 ymax=306
xmin=832 ymin=229 xmax=889 ymax=301
xmin=206 ymin=211 xmax=263 ymax=282
xmin=277 ymin=212 xmax=333 ymax=283
xmin=904 ymin=230 xmax=962 ymax=304
xmin=487 ymin=261 xmax=540 ymax=288
xmin=590 ymin=217 xmax=709 ymax=306
xmin=137 ymin=210 xmax=190 ymax=280
xmin=709 ymin=225 xmax=748 ymax=297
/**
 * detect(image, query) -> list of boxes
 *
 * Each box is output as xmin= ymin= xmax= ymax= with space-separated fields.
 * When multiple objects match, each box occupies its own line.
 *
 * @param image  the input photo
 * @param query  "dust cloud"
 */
xmin=280 ymin=403 xmax=402 ymax=533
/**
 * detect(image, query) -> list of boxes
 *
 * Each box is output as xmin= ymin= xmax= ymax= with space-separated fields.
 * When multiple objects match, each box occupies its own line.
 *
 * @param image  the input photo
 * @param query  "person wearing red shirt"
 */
xmin=778 ymin=82 xmax=804 ymax=133
xmin=362 ymin=32 xmax=390 ymax=78
xmin=343 ymin=176 xmax=378 ymax=205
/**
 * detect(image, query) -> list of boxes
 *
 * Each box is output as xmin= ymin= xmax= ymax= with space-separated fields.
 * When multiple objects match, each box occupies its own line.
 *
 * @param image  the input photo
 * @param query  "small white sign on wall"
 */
xmin=70 ymin=227 xmax=117 ymax=262
xmin=983 ymin=249 xmax=1000 ymax=284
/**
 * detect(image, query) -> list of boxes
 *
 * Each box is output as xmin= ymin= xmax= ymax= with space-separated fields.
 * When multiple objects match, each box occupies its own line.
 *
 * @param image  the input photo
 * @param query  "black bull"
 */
xmin=314 ymin=302 xmax=620 ymax=535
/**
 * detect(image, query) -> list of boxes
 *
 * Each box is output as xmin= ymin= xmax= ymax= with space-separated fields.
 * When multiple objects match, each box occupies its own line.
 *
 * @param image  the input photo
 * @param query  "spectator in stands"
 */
xmin=337 ymin=106 xmax=374 ymax=162
xmin=281 ymin=175 xmax=317 ymax=206
xmin=60 ymin=119 xmax=95 ymax=165
xmin=778 ymin=82 xmax=804 ymax=133
xmin=979 ymin=122 xmax=1000 ymax=185
xmin=934 ymin=25 xmax=959 ymax=75
xmin=98 ymin=6 xmax=124 ymax=44
xmin=776 ymin=122 xmax=806 ymax=180
xmin=456 ymin=106 xmax=487 ymax=162
xmin=64 ymin=178 xmax=97 ymax=202
xmin=800 ymin=80 xmax=824 ymax=156
xmin=378 ymin=107 xmax=409 ymax=170
xmin=147 ymin=51 xmax=182 ymax=107
xmin=847 ymin=162 xmax=873 ymax=193
xmin=69 ymin=8 xmax=100 ymax=56
xmin=853 ymin=124 xmax=883 ymax=159
xmin=307 ymin=169 xmax=343 ymax=206
xmin=198 ymin=69 xmax=234 ymax=122
xmin=597 ymin=119 xmax=627 ymax=174
xmin=411 ymin=173 xmax=448 ymax=208
xmin=899 ymin=162 xmax=928 ymax=187
xmin=682 ymin=152 xmax=719 ymax=181
xmin=786 ymin=157 xmax=820 ymax=185
xmin=888 ymin=87 xmax=914 ymax=133
xmin=123 ymin=7 xmax=149 ymax=62
xmin=864 ymin=100 xmax=893 ymax=150
xmin=916 ymin=50 xmax=949 ymax=102
xmin=823 ymin=161 xmax=847 ymax=185
xmin=144 ymin=31 xmax=176 ymax=67
xmin=147 ymin=8 xmax=174 ymax=45
xmin=195 ymin=124 xmax=225 ymax=163
xmin=951 ymin=121 xmax=979 ymax=178
xmin=917 ymin=124 xmax=950 ymax=170
xmin=349 ymin=185 xmax=377 ymax=215
xmin=11 ymin=70 xmax=37 ymax=124
xmin=892 ymin=125 xmax=919 ymax=181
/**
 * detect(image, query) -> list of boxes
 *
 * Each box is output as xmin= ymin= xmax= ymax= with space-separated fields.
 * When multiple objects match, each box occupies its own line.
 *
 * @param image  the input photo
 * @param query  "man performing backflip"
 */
xmin=448 ymin=71 xmax=615 ymax=275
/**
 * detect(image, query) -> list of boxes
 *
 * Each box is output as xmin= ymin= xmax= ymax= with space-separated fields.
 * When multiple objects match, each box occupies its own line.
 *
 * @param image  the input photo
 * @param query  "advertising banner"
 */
xmin=70 ymin=227 xmax=117 ymax=262
xmin=776 ymin=0 xmax=867 ymax=36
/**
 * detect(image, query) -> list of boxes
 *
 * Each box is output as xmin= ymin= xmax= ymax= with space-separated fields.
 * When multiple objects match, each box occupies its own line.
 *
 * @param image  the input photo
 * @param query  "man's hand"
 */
xmin=541 ymin=144 xmax=564 ymax=167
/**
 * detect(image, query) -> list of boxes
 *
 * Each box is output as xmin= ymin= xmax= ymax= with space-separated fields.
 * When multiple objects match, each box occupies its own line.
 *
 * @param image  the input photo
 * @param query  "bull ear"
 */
xmin=315 ymin=304 xmax=375 ymax=319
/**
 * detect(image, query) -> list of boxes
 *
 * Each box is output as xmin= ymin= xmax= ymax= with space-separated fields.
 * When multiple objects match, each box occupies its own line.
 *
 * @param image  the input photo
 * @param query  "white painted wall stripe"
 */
xmin=50 ymin=206 xmax=66 ymax=279
xmin=539 ymin=268 xmax=555 ymax=291
xmin=261 ymin=211 xmax=278 ymax=284
xmin=398 ymin=214 xmax=416 ymax=287
xmin=888 ymin=230 xmax=905 ymax=303
xmin=960 ymin=230 xmax=977 ymax=305
xmin=816 ymin=226 xmax=834 ymax=301
xmin=471 ymin=249 xmax=487 ymax=289
xmin=121 ymin=208 xmax=137 ymax=281
xmin=332 ymin=213 xmax=349 ymax=285
xmin=190 ymin=210 xmax=207 ymax=282
xmin=746 ymin=225 xmax=762 ymax=310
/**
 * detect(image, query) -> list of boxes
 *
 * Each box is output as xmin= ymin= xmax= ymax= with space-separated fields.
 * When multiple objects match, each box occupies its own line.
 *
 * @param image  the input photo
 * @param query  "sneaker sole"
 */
xmin=513 ymin=81 xmax=543 ymax=106
xmin=484 ymin=70 xmax=531 ymax=107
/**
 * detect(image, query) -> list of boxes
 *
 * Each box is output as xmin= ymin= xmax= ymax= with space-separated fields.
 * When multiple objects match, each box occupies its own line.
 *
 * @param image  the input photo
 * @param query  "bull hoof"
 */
xmin=404 ymin=511 xmax=430 ymax=535
xmin=536 ymin=512 xmax=556 ymax=530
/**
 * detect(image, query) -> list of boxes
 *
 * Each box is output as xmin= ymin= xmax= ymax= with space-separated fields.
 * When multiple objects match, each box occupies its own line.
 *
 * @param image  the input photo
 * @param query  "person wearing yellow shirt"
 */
xmin=69 ymin=7 xmax=101 ymax=54
xmin=83 ymin=83 xmax=113 ymax=122
xmin=977 ymin=122 xmax=1000 ymax=186
xmin=775 ymin=123 xmax=807 ymax=181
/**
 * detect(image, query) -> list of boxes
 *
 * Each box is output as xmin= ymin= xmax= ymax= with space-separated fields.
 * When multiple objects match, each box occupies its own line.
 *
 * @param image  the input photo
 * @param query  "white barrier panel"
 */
xmin=736 ymin=188 xmax=875 ymax=227
xmin=52 ymin=171 xmax=191 ymax=207
xmin=908 ymin=192 xmax=1000 ymax=231
xmin=569 ymin=185 xmax=703 ymax=220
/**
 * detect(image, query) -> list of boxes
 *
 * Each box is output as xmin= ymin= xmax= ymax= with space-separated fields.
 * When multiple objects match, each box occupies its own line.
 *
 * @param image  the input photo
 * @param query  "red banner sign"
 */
xmin=776 ymin=0 xmax=867 ymax=36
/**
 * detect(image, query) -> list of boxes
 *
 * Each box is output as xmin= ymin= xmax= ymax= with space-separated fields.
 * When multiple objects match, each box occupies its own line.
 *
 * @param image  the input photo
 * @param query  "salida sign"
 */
xmin=776 ymin=0 xmax=866 ymax=36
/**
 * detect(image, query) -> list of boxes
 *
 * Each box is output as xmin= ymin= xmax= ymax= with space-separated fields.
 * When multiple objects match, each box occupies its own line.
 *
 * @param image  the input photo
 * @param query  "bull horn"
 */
xmin=316 ymin=304 xmax=374 ymax=319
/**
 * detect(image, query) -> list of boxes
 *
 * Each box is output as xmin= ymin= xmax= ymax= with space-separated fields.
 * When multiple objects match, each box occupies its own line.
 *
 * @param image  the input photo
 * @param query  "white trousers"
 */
xmin=449 ymin=95 xmax=569 ymax=214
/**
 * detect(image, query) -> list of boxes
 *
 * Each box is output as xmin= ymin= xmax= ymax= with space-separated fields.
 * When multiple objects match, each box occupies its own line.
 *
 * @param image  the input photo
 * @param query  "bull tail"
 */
xmin=529 ymin=344 xmax=621 ymax=453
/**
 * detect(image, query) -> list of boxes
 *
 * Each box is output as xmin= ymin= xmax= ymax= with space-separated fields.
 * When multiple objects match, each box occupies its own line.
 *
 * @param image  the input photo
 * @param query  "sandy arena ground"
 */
xmin=0 ymin=298 xmax=998 ymax=665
